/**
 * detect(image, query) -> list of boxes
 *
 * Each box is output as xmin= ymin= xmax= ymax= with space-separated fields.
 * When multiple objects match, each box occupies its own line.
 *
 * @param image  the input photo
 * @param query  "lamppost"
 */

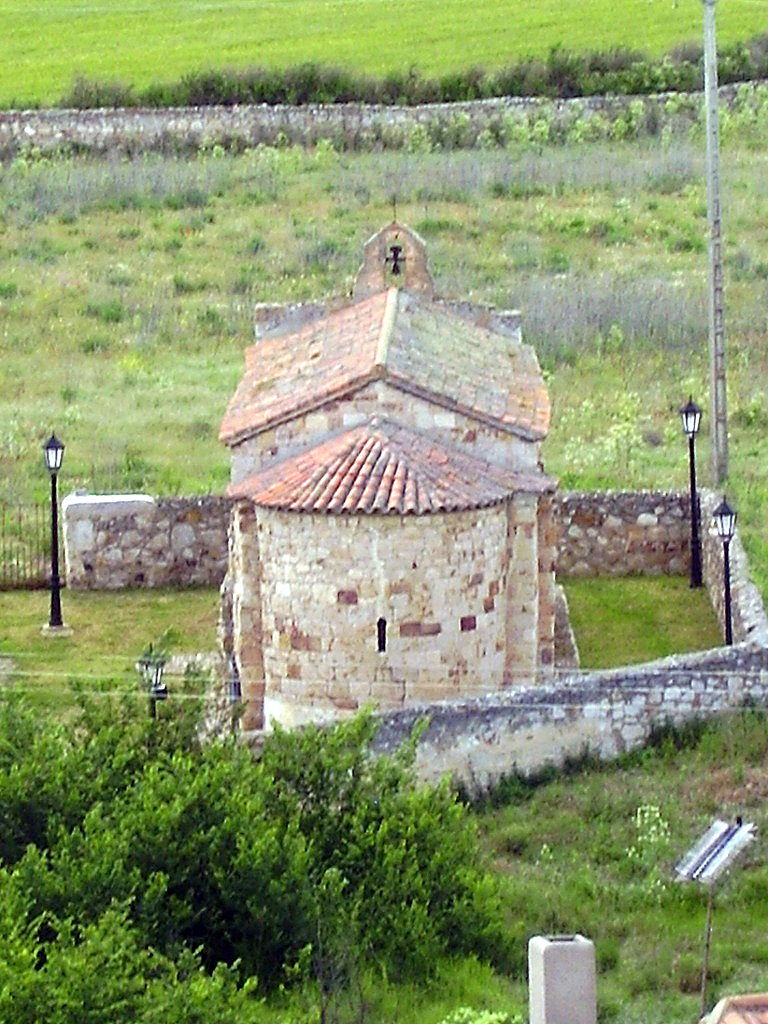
xmin=42 ymin=433 xmax=66 ymax=632
xmin=137 ymin=650 xmax=168 ymax=719
xmin=712 ymin=496 xmax=737 ymax=645
xmin=679 ymin=397 xmax=703 ymax=588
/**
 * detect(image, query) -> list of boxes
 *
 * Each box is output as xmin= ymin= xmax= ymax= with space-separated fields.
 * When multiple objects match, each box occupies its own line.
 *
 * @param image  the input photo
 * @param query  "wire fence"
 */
xmin=0 ymin=502 xmax=53 ymax=590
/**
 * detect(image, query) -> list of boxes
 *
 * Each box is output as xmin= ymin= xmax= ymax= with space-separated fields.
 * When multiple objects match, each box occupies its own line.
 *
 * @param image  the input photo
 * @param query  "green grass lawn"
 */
xmin=476 ymin=706 xmax=768 ymax=1023
xmin=0 ymin=588 xmax=219 ymax=711
xmin=0 ymin=579 xmax=722 ymax=712
xmin=3 ymin=0 xmax=768 ymax=107
xmin=563 ymin=576 xmax=723 ymax=668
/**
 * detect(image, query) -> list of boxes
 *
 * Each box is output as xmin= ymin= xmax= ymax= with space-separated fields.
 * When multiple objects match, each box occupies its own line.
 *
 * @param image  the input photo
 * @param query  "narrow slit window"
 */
xmin=377 ymin=617 xmax=387 ymax=653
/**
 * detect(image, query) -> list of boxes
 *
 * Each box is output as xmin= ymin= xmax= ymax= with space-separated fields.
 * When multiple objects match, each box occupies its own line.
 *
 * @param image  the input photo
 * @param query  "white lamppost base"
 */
xmin=40 ymin=623 xmax=73 ymax=638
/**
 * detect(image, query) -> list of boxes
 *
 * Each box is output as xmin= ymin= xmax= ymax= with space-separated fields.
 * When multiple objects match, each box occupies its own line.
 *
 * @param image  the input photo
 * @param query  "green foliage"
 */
xmin=43 ymin=32 xmax=768 ymax=112
xmin=0 ymin=698 xmax=504 ymax=1011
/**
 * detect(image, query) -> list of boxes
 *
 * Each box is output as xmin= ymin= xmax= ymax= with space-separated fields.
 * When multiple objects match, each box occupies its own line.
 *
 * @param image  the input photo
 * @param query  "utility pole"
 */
xmin=703 ymin=0 xmax=728 ymax=483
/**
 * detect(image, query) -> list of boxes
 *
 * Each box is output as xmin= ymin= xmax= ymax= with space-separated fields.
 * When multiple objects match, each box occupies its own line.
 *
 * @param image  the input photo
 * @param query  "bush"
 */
xmin=55 ymin=30 xmax=768 ymax=111
xmin=0 ymin=696 xmax=507 ymax=1000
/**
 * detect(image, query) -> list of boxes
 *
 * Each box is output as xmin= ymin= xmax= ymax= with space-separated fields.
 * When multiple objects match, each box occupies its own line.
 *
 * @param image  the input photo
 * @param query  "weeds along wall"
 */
xmin=1 ymin=83 xmax=764 ymax=157
xmin=369 ymin=643 xmax=768 ymax=790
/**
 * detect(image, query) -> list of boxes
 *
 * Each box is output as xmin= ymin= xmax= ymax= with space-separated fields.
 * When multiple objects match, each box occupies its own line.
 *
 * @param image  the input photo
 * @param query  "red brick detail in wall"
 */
xmin=460 ymin=615 xmax=477 ymax=631
xmin=337 ymin=589 xmax=358 ymax=604
xmin=400 ymin=621 xmax=442 ymax=637
xmin=289 ymin=627 xmax=321 ymax=652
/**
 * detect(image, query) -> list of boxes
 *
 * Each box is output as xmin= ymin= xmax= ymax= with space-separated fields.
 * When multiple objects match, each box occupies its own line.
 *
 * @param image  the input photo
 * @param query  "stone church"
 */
xmin=219 ymin=223 xmax=556 ymax=730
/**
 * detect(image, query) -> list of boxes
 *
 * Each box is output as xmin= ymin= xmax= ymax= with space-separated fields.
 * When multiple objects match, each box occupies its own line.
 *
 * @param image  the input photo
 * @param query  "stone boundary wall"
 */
xmin=369 ymin=643 xmax=768 ymax=791
xmin=61 ymin=488 xmax=768 ymax=643
xmin=553 ymin=490 xmax=690 ymax=577
xmin=0 ymin=82 xmax=757 ymax=157
xmin=63 ymin=493 xmax=230 ymax=589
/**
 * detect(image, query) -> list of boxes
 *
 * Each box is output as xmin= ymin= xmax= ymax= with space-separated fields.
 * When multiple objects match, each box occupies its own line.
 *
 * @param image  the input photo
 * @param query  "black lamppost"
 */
xmin=137 ymin=651 xmax=168 ymax=719
xmin=679 ymin=397 xmax=703 ymax=588
xmin=42 ymin=433 xmax=65 ymax=630
xmin=712 ymin=496 xmax=737 ymax=645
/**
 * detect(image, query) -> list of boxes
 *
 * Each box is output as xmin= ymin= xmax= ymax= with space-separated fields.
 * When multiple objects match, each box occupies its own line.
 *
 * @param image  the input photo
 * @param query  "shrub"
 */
xmin=0 ymin=697 xmax=507 ymax=996
xmin=54 ymin=30 xmax=768 ymax=112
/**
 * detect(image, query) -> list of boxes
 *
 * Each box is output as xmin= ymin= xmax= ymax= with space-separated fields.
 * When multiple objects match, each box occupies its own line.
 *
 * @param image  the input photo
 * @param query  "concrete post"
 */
xmin=528 ymin=934 xmax=597 ymax=1024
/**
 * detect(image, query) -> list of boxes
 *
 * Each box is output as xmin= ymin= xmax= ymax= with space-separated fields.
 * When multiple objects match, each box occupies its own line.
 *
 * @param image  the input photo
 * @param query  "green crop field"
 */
xmin=3 ymin=0 xmax=768 ymax=108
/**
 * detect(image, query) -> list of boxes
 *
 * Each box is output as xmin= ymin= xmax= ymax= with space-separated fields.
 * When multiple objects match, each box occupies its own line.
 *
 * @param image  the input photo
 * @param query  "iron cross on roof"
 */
xmin=385 ymin=241 xmax=406 ymax=276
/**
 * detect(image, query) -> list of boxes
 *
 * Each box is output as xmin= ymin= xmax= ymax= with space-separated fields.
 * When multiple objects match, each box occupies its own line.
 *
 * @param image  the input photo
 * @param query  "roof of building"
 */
xmin=228 ymin=417 xmax=554 ymax=515
xmin=219 ymin=287 xmax=549 ymax=446
xmin=703 ymin=995 xmax=768 ymax=1024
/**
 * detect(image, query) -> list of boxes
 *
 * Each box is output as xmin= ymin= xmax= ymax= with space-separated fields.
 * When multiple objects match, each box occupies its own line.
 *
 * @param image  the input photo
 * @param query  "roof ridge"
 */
xmin=374 ymin=288 xmax=398 ymax=369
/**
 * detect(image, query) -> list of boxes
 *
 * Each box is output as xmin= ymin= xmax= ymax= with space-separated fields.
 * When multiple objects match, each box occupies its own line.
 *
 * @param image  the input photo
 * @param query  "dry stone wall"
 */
xmin=0 ymin=84 xmax=755 ymax=157
xmin=700 ymin=490 xmax=768 ymax=646
xmin=61 ymin=489 xmax=766 ymax=639
xmin=553 ymin=490 xmax=690 ymax=577
xmin=369 ymin=643 xmax=768 ymax=791
xmin=63 ymin=493 xmax=230 ymax=589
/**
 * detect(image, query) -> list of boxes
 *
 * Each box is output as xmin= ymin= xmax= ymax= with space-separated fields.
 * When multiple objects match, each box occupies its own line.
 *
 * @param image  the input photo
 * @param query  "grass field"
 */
xmin=0 ymin=588 xmax=219 ymax=711
xmin=0 ymin=579 xmax=720 ymax=709
xmin=562 ymin=577 xmax=722 ymax=667
xmin=476 ymin=707 xmax=768 ymax=1023
xmin=1 ymin=137 xmax=767 ymax=599
xmin=3 ymin=0 xmax=768 ymax=107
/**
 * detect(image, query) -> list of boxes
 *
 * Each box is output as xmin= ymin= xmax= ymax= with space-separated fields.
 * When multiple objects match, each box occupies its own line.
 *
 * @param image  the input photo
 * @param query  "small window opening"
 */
xmin=377 ymin=617 xmax=387 ymax=653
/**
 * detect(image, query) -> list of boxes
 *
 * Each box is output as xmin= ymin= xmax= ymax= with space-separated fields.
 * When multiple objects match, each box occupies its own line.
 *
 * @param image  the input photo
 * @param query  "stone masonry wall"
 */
xmin=0 ymin=83 xmax=756 ymax=157
xmin=700 ymin=489 xmax=768 ymax=646
xmin=61 ymin=489 xmax=767 ymax=642
xmin=229 ymin=379 xmax=537 ymax=486
xmin=248 ymin=502 xmax=525 ymax=728
xmin=63 ymin=493 xmax=230 ymax=589
xmin=370 ymin=643 xmax=768 ymax=791
xmin=553 ymin=490 xmax=690 ymax=577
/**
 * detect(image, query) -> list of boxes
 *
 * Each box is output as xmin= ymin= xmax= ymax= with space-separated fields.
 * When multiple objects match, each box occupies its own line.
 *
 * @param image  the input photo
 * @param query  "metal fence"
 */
xmin=0 ymin=502 xmax=53 ymax=590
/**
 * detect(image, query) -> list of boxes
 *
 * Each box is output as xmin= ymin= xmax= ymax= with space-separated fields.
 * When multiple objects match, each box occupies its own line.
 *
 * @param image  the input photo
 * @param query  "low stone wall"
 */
xmin=0 ymin=82 xmax=755 ymax=157
xmin=370 ymin=643 xmax=768 ymax=791
xmin=553 ymin=490 xmax=690 ymax=577
xmin=63 ymin=493 xmax=230 ymax=589
xmin=60 ymin=489 xmax=768 ymax=641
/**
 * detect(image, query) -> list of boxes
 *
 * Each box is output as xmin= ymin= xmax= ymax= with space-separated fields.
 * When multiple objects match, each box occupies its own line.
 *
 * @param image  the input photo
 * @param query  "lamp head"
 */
xmin=42 ymin=434 xmax=65 ymax=474
xmin=712 ymin=496 xmax=737 ymax=541
xmin=679 ymin=397 xmax=702 ymax=439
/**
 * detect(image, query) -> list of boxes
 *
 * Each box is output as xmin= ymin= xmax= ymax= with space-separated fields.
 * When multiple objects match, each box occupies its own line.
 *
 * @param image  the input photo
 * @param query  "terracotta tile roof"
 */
xmin=386 ymin=291 xmax=549 ymax=439
xmin=228 ymin=417 xmax=554 ymax=515
xmin=703 ymin=995 xmax=768 ymax=1024
xmin=220 ymin=290 xmax=389 ymax=446
xmin=219 ymin=288 xmax=549 ymax=446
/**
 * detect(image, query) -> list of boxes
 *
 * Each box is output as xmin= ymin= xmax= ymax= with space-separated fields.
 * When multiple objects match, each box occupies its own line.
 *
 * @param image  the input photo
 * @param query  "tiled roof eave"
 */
xmin=230 ymin=476 xmax=556 ymax=515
